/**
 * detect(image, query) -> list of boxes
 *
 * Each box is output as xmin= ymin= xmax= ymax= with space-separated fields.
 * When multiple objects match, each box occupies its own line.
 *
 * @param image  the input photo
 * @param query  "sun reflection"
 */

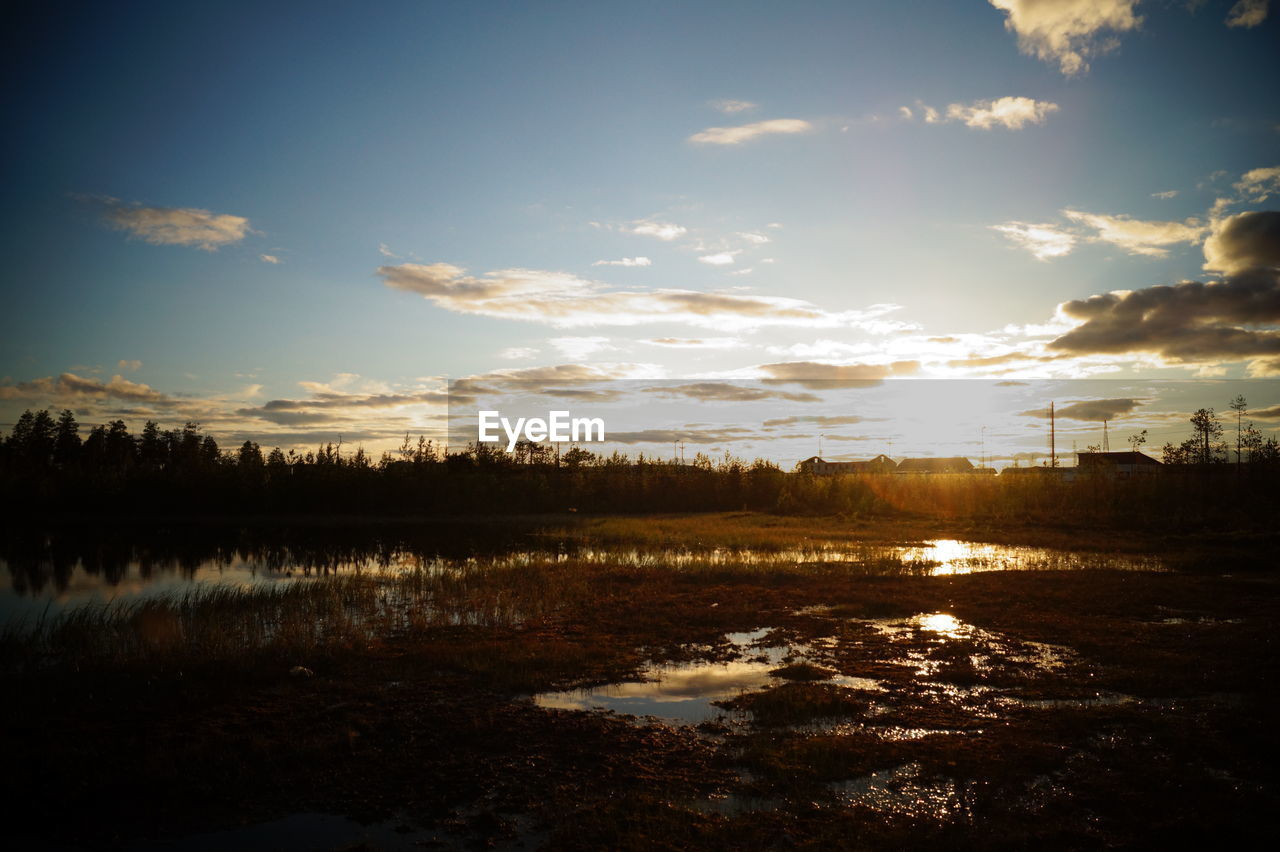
xmin=917 ymin=613 xmax=964 ymax=638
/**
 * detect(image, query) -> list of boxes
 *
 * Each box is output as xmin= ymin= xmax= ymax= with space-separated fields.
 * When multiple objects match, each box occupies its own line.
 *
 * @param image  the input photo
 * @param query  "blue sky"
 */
xmin=2 ymin=0 xmax=1278 ymax=463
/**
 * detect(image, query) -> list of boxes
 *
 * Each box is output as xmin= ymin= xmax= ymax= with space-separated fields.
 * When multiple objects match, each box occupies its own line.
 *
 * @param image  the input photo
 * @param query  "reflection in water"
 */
xmin=1 ymin=524 xmax=1166 ymax=626
xmin=833 ymin=762 xmax=972 ymax=819
xmin=534 ymin=629 xmax=790 ymax=724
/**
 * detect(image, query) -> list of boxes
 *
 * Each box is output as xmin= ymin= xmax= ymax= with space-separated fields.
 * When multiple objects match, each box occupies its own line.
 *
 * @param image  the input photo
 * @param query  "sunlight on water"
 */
xmin=2 ymin=532 xmax=1166 ymax=624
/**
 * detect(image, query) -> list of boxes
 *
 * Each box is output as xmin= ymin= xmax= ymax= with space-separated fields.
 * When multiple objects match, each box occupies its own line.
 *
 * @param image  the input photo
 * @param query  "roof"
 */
xmin=1076 ymin=451 xmax=1161 ymax=466
xmin=896 ymin=457 xmax=973 ymax=473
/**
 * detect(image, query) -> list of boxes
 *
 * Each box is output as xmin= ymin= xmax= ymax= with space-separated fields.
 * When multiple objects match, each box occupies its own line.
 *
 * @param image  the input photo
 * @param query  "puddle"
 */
xmin=833 ymin=762 xmax=973 ymax=819
xmin=533 ymin=629 xmax=791 ymax=724
xmin=998 ymin=691 xmax=1137 ymax=710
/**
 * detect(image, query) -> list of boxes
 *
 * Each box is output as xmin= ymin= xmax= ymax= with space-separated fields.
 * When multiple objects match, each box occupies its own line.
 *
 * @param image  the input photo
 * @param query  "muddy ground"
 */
xmin=4 ymin=521 xmax=1279 ymax=850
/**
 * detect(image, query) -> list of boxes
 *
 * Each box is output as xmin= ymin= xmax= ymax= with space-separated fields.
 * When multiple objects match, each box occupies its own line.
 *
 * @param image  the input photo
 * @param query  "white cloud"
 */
xmin=898 ymin=106 xmax=913 ymax=119
xmin=378 ymin=263 xmax=908 ymax=331
xmin=592 ymin=256 xmax=652 ymax=267
xmin=1234 ymin=166 xmax=1280 ymax=203
xmin=117 ymin=359 xmax=143 ymax=371
xmin=992 ymin=222 xmax=1077 ymax=260
xmin=1151 ymin=190 xmax=1179 ymax=200
xmin=260 ymin=254 xmax=280 ymax=264
xmin=907 ymin=97 xmax=1058 ymax=130
xmin=378 ymin=242 xmax=400 ymax=258
xmin=688 ymin=118 xmax=813 ymax=145
xmin=699 ymin=251 xmax=741 ymax=266
xmin=709 ymin=99 xmax=757 ymax=114
xmin=94 ymin=197 xmax=252 ymax=250
xmin=988 ymin=0 xmax=1142 ymax=75
xmin=945 ymin=96 xmax=1059 ymax=130
xmin=498 ymin=347 xmax=540 ymax=360
xmin=549 ymin=336 xmax=617 ymax=359
xmin=1063 ymin=209 xmax=1206 ymax=257
xmin=737 ymin=232 xmax=771 ymax=245
xmin=630 ymin=221 xmax=687 ymax=241
xmin=1226 ymin=0 xmax=1269 ymax=27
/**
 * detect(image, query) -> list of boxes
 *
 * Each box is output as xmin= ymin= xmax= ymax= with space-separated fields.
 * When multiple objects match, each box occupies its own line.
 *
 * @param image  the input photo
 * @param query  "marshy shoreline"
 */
xmin=4 ymin=512 xmax=1278 ymax=849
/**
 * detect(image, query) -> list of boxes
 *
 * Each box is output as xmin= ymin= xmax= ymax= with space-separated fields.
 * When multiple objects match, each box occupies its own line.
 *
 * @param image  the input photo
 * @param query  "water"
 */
xmin=533 ymin=629 xmax=790 ymax=724
xmin=0 ymin=524 xmax=1166 ymax=625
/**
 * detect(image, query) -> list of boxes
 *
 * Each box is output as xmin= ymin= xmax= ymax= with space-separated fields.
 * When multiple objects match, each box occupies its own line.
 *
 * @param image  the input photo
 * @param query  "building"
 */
xmin=1075 ymin=451 xmax=1161 ymax=478
xmin=797 ymin=454 xmax=897 ymax=475
xmin=895 ymin=457 xmax=975 ymax=474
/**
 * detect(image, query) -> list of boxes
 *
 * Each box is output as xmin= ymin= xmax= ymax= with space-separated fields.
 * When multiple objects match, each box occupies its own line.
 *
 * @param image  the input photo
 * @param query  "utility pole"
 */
xmin=1049 ymin=401 xmax=1057 ymax=467
xmin=1103 ymin=419 xmax=1110 ymax=452
xmin=818 ymin=433 xmax=824 ymax=457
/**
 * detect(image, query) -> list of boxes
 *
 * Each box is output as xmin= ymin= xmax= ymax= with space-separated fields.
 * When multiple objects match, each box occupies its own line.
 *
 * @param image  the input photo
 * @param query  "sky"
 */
xmin=2 ymin=0 xmax=1278 ymax=466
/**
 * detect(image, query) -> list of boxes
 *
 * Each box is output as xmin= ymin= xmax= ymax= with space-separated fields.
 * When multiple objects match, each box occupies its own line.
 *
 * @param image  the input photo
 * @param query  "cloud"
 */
xmin=737 ymin=232 xmax=771 ymax=245
xmin=549 ymin=336 xmax=616 ymax=359
xmin=688 ymin=118 xmax=813 ymax=145
xmin=0 ymin=372 xmax=167 ymax=403
xmin=1251 ymin=404 xmax=1280 ymax=419
xmin=378 ymin=263 xmax=900 ymax=331
xmin=699 ymin=251 xmax=740 ymax=266
xmin=1234 ymin=166 xmax=1280 ymax=203
xmin=709 ymin=99 xmax=757 ymax=114
xmin=992 ymin=222 xmax=1077 ymax=260
xmin=643 ymin=382 xmax=820 ymax=403
xmin=1063 ymin=209 xmax=1206 ymax=257
xmin=988 ymin=0 xmax=1142 ymax=75
xmin=1225 ymin=0 xmax=1269 ymax=27
xmin=259 ymin=254 xmax=280 ymax=264
xmin=605 ymin=428 xmax=756 ymax=445
xmin=592 ymin=256 xmax=652 ymax=267
xmin=498 ymin=347 xmax=540 ymax=360
xmin=756 ymin=360 xmax=921 ymax=389
xmin=237 ymin=382 xmax=448 ymax=426
xmin=642 ymin=337 xmax=746 ymax=350
xmin=899 ymin=106 xmax=914 ymax=120
xmin=762 ymin=414 xmax=871 ymax=428
xmin=1203 ymin=210 xmax=1280 ymax=274
xmin=378 ymin=243 xmax=401 ymax=258
xmin=1048 ymin=267 xmax=1280 ymax=368
xmin=117 ymin=359 xmax=142 ymax=371
xmin=1152 ymin=190 xmax=1179 ymax=200
xmin=92 ymin=197 xmax=251 ymax=250
xmin=945 ymin=96 xmax=1059 ymax=130
xmin=1019 ymin=398 xmax=1144 ymax=421
xmin=630 ymin=221 xmax=687 ymax=241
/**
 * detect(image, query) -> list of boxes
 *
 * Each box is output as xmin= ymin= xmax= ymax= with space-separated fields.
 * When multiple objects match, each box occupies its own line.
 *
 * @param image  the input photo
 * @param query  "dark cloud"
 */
xmin=1019 ymin=398 xmax=1145 ymax=421
xmin=1048 ymin=267 xmax=1280 ymax=365
xmin=1250 ymin=404 xmax=1280 ymax=419
xmin=1203 ymin=210 xmax=1280 ymax=273
xmin=0 ymin=372 xmax=169 ymax=404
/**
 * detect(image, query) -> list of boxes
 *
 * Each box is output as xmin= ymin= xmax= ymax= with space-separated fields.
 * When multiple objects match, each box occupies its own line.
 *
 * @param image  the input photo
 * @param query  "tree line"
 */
xmin=1 ymin=405 xmax=1277 ymax=526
